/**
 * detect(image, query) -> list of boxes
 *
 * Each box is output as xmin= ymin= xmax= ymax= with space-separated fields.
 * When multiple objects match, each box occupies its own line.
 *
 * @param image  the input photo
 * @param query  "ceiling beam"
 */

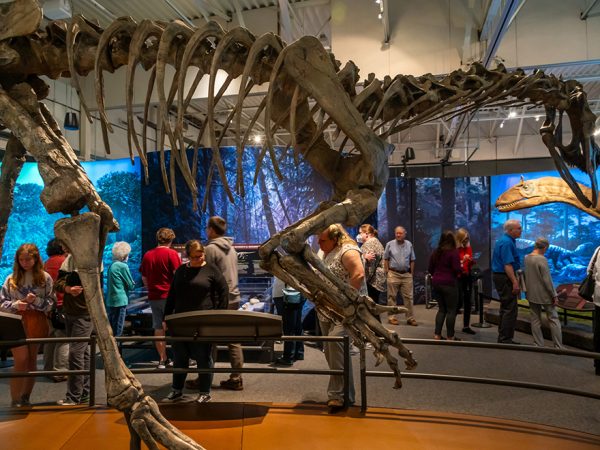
xmin=481 ymin=0 xmax=524 ymax=68
xmin=581 ymin=0 xmax=600 ymax=20
xmin=192 ymin=0 xmax=213 ymax=22
xmin=278 ymin=0 xmax=294 ymax=43
xmin=82 ymin=0 xmax=118 ymax=21
xmin=232 ymin=0 xmax=247 ymax=27
xmin=165 ymin=0 xmax=194 ymax=27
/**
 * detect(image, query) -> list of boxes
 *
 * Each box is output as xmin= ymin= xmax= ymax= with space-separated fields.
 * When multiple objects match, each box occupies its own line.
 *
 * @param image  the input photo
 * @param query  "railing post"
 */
xmin=89 ymin=335 xmax=96 ymax=407
xmin=343 ymin=335 xmax=350 ymax=408
xmin=359 ymin=346 xmax=367 ymax=413
xmin=472 ymin=279 xmax=491 ymax=328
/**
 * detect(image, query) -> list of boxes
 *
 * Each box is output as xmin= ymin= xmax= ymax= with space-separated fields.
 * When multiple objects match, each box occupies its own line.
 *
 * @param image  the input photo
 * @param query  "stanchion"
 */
xmin=343 ymin=335 xmax=350 ymax=408
xmin=359 ymin=346 xmax=367 ymax=413
xmin=471 ymin=278 xmax=491 ymax=328
xmin=89 ymin=335 xmax=97 ymax=406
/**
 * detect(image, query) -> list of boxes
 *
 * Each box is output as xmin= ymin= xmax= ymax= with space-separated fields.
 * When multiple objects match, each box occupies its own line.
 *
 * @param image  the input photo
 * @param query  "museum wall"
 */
xmin=2 ymin=152 xmax=597 ymax=303
xmin=331 ymin=0 xmax=600 ymax=78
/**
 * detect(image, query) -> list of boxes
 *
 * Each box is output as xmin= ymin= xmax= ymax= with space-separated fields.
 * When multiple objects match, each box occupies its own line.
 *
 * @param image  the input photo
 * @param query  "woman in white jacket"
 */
xmin=586 ymin=246 xmax=600 ymax=375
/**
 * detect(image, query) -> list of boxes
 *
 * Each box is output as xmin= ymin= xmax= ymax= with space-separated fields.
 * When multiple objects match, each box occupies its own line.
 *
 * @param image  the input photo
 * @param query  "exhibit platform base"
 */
xmin=1 ymin=402 xmax=598 ymax=450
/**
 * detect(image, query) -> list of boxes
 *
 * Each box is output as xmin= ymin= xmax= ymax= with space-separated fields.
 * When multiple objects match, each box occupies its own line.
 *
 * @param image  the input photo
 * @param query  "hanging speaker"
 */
xmin=64 ymin=112 xmax=79 ymax=131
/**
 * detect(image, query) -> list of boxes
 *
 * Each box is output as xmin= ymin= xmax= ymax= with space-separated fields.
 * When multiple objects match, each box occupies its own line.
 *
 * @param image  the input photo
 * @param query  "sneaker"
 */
xmin=220 ymin=378 xmax=244 ymax=391
xmin=10 ymin=400 xmax=23 ymax=407
xmin=294 ymin=354 xmax=304 ymax=361
xmin=57 ymin=398 xmax=78 ymax=406
xmin=388 ymin=317 xmax=399 ymax=325
xmin=185 ymin=377 xmax=201 ymax=390
xmin=79 ymin=395 xmax=90 ymax=404
xmin=196 ymin=393 xmax=211 ymax=403
xmin=407 ymin=318 xmax=418 ymax=326
xmin=327 ymin=398 xmax=343 ymax=409
xmin=274 ymin=357 xmax=294 ymax=366
xmin=189 ymin=359 xmax=197 ymax=369
xmin=462 ymin=327 xmax=476 ymax=335
xmin=164 ymin=390 xmax=183 ymax=402
xmin=157 ymin=359 xmax=173 ymax=369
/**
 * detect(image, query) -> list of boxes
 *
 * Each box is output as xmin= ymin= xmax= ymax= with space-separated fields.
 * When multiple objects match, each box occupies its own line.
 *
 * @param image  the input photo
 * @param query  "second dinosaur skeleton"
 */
xmin=0 ymin=1 xmax=598 ymax=448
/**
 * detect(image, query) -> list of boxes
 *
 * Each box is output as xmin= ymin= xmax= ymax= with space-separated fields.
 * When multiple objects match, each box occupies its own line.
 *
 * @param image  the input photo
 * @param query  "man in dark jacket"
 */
xmin=186 ymin=216 xmax=245 ymax=391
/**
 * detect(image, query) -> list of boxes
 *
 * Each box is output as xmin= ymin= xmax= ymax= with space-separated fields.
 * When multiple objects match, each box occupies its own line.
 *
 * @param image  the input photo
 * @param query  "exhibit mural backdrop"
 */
xmin=141 ymin=147 xmax=332 ymax=252
xmin=377 ymin=176 xmax=491 ymax=303
xmin=491 ymin=170 xmax=600 ymax=286
xmin=0 ymin=158 xmax=142 ymax=288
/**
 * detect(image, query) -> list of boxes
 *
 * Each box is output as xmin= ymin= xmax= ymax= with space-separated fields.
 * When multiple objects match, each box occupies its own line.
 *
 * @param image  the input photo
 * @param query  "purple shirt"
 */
xmin=428 ymin=249 xmax=461 ymax=287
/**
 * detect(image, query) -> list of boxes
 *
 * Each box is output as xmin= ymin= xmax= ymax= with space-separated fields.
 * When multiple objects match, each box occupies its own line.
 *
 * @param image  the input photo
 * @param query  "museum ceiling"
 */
xmin=31 ymin=0 xmax=600 ymax=162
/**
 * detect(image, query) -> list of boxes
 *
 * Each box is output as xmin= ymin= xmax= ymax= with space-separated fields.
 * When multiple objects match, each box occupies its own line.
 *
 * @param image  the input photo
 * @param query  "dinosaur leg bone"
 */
xmin=55 ymin=213 xmax=203 ymax=450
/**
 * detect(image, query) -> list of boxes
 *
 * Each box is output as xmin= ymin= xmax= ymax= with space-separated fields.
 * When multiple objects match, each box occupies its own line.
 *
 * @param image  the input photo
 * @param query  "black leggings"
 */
xmin=434 ymin=284 xmax=458 ymax=338
xmin=458 ymin=276 xmax=473 ymax=328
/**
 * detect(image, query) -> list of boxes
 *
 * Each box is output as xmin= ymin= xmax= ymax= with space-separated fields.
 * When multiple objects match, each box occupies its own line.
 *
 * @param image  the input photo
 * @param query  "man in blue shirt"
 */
xmin=491 ymin=219 xmax=522 ymax=344
xmin=384 ymin=226 xmax=417 ymax=326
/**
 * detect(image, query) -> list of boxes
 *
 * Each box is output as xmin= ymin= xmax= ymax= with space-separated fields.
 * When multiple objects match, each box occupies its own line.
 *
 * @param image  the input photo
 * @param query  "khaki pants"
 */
xmin=386 ymin=272 xmax=414 ymax=320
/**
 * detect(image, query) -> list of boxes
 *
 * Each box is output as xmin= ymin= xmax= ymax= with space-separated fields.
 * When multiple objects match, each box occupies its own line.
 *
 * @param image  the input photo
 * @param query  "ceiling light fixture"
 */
xmin=500 ymin=121 xmax=504 ymax=128
xmin=508 ymin=108 xmax=517 ymax=119
xmin=253 ymin=135 xmax=263 ymax=144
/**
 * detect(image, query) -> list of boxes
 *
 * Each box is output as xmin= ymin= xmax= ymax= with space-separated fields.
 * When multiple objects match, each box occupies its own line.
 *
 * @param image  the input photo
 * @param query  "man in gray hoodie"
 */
xmin=186 ymin=216 xmax=245 ymax=391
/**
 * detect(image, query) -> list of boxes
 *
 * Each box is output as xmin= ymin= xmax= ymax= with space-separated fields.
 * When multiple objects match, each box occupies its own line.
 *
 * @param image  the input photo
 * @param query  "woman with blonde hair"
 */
xmin=0 ymin=243 xmax=55 ymax=407
xmin=455 ymin=228 xmax=476 ymax=335
xmin=317 ymin=223 xmax=365 ymax=409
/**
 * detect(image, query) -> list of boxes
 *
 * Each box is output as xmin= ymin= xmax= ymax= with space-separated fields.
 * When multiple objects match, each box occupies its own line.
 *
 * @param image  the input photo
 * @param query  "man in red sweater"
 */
xmin=140 ymin=228 xmax=181 ymax=368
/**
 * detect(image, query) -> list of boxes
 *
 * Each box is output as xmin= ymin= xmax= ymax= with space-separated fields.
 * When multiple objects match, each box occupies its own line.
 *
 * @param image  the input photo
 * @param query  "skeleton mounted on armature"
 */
xmin=0 ymin=1 xmax=598 ymax=448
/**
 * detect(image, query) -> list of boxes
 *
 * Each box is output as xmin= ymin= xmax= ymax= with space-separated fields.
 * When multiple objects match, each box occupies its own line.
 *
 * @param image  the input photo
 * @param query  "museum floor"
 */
xmin=0 ymin=304 xmax=599 ymax=449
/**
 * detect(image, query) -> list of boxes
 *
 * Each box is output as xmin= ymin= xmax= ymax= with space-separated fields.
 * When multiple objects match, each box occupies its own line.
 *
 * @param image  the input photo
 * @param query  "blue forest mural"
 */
xmin=376 ymin=176 xmax=490 ymax=303
xmin=141 ymin=147 xmax=332 ymax=251
xmin=0 ymin=158 xmax=142 ymax=287
xmin=491 ymin=170 xmax=600 ymax=285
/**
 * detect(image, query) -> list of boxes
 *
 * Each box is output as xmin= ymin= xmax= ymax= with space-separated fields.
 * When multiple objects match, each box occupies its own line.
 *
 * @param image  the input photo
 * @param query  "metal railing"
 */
xmin=358 ymin=338 xmax=600 ymax=413
xmin=0 ymin=335 xmax=350 ymax=408
xmin=1 ymin=334 xmax=598 ymax=412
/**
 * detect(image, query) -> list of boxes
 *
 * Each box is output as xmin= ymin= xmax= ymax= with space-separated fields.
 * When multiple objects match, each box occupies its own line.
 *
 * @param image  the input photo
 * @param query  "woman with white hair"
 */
xmin=106 ymin=241 xmax=135 ymax=336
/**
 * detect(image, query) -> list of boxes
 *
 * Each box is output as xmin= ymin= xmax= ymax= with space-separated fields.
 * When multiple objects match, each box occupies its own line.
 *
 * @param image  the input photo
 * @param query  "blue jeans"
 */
xmin=107 ymin=306 xmax=126 ymax=337
xmin=274 ymin=297 xmax=305 ymax=360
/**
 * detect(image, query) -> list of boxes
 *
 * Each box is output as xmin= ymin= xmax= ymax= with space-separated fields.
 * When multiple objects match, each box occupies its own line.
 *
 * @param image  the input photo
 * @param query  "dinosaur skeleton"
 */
xmin=496 ymin=176 xmax=600 ymax=219
xmin=0 ymin=1 xmax=598 ymax=448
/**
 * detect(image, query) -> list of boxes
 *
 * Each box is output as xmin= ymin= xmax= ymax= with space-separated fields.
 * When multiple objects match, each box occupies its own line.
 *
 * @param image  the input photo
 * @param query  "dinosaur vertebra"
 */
xmin=495 ymin=176 xmax=600 ymax=219
xmin=0 ymin=1 xmax=599 ymax=449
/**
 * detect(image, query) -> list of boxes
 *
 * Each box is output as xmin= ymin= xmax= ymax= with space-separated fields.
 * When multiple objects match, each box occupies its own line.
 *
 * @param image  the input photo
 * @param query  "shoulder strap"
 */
xmin=590 ymin=248 xmax=600 ymax=273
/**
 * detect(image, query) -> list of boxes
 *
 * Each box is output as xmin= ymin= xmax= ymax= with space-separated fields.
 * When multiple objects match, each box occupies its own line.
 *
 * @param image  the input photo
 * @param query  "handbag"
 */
xmin=50 ymin=307 xmax=66 ymax=330
xmin=578 ymin=250 xmax=599 ymax=301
